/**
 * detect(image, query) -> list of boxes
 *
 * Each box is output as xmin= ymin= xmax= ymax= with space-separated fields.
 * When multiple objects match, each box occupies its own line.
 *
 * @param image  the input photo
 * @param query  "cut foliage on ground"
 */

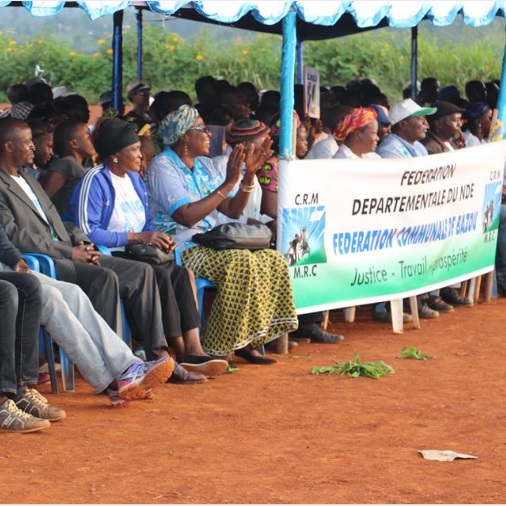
xmin=396 ymin=346 xmax=434 ymax=360
xmin=2 ymin=300 xmax=505 ymax=504
xmin=311 ymin=350 xmax=395 ymax=379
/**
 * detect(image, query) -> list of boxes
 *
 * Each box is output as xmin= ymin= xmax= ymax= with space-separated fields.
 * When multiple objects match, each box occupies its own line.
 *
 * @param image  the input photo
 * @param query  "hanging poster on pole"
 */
xmin=277 ymin=142 xmax=506 ymax=314
xmin=303 ymin=66 xmax=320 ymax=119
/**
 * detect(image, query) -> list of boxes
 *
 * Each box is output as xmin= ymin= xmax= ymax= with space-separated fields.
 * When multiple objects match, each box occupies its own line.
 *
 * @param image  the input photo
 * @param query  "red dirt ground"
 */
xmin=1 ymin=299 xmax=505 ymax=504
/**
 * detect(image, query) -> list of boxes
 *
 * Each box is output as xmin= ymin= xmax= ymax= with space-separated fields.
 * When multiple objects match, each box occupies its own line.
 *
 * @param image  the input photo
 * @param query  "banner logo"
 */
xmin=281 ymin=205 xmax=327 ymax=266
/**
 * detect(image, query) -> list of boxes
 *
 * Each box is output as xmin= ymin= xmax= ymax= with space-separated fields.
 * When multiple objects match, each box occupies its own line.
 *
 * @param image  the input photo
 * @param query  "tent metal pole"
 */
xmin=280 ymin=8 xmax=296 ymax=159
xmin=296 ymin=40 xmax=304 ymax=84
xmin=410 ymin=26 xmax=418 ymax=101
xmin=112 ymin=10 xmax=124 ymax=112
xmin=495 ymin=24 xmax=506 ymax=140
xmin=136 ymin=7 xmax=143 ymax=80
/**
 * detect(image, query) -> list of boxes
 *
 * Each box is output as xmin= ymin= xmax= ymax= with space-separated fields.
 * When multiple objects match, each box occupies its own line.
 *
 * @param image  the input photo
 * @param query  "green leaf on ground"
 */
xmin=310 ymin=351 xmax=394 ymax=379
xmin=396 ymin=346 xmax=434 ymax=361
xmin=225 ymin=365 xmax=241 ymax=373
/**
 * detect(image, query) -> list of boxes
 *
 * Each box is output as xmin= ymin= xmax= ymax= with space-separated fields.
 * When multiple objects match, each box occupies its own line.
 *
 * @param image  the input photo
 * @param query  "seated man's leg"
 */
xmin=33 ymin=272 xmax=174 ymax=401
xmin=0 ymin=272 xmax=42 ymax=388
xmin=0 ymin=274 xmax=55 ymax=432
xmin=72 ymin=262 xmax=121 ymax=332
xmin=0 ymin=279 xmax=20 ymax=396
xmin=37 ymin=274 xmax=131 ymax=393
xmin=291 ymin=312 xmax=344 ymax=343
xmin=100 ymin=256 xmax=168 ymax=359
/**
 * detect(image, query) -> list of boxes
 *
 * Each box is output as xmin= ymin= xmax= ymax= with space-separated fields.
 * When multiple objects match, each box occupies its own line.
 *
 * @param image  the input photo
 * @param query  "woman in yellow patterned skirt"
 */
xmin=146 ymin=105 xmax=298 ymax=363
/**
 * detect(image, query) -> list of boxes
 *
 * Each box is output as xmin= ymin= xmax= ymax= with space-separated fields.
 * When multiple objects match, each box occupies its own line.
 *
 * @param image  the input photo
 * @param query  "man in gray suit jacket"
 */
xmin=0 ymin=117 xmax=170 ymax=359
xmin=0 ymin=224 xmax=174 ymax=410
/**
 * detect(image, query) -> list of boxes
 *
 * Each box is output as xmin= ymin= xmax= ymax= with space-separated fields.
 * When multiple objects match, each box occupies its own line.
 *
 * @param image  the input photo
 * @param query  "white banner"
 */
xmin=277 ymin=142 xmax=506 ymax=314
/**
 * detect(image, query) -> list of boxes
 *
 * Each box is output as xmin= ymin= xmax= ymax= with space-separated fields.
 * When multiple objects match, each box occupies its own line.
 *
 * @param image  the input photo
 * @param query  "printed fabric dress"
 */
xmin=147 ymin=147 xmax=299 ymax=356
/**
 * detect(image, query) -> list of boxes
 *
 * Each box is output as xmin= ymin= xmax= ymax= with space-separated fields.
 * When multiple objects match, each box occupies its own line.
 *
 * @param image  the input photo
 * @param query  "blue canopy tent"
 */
xmin=1 ymin=1 xmax=505 ymax=329
xmin=2 ymin=1 xmax=506 ymax=155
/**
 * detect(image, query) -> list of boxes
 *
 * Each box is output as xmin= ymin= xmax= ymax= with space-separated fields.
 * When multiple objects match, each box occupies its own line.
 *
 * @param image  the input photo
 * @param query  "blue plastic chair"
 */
xmin=23 ymin=254 xmax=59 ymax=395
xmin=174 ymin=248 xmax=216 ymax=329
xmin=23 ymin=253 xmax=75 ymax=392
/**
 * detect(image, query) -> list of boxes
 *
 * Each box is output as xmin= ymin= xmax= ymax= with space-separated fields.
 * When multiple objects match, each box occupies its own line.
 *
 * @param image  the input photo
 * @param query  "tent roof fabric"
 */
xmin=1 ymin=1 xmax=505 ymax=32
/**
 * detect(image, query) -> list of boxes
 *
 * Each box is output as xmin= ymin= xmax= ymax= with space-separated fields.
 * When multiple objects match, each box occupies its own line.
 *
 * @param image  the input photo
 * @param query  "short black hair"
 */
xmin=150 ymin=90 xmax=192 ymax=123
xmin=28 ymin=119 xmax=54 ymax=140
xmin=53 ymin=119 xmax=85 ymax=156
xmin=0 ymin=117 xmax=29 ymax=148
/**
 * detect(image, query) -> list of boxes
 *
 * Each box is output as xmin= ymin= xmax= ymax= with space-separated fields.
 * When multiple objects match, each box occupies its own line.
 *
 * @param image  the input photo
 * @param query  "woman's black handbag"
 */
xmin=125 ymin=242 xmax=174 ymax=264
xmin=192 ymin=223 xmax=272 ymax=250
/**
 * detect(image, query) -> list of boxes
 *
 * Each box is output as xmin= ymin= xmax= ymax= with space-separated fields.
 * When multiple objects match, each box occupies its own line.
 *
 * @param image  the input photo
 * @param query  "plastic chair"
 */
xmin=23 ymin=253 xmax=75 ymax=392
xmin=23 ymin=254 xmax=59 ymax=395
xmin=174 ymin=248 xmax=216 ymax=328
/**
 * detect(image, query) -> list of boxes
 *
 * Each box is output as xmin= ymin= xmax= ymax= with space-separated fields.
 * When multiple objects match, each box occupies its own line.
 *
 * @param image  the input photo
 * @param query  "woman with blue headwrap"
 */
xmin=147 ymin=105 xmax=298 ymax=362
xmin=462 ymin=102 xmax=492 ymax=147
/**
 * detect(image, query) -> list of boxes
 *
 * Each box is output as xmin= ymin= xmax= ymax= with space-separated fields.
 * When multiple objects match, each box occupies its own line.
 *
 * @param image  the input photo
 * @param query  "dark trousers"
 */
xmin=151 ymin=262 xmax=200 ymax=337
xmin=0 ymin=273 xmax=41 ymax=394
xmin=55 ymin=257 xmax=168 ymax=357
xmin=298 ymin=312 xmax=324 ymax=327
xmin=55 ymin=259 xmax=122 ymax=332
xmin=99 ymin=255 xmax=168 ymax=356
xmin=111 ymin=254 xmax=200 ymax=358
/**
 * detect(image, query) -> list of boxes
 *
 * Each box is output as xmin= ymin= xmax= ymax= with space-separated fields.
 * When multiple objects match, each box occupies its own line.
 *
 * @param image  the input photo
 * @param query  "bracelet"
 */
xmin=239 ymin=182 xmax=255 ymax=193
xmin=216 ymin=189 xmax=227 ymax=199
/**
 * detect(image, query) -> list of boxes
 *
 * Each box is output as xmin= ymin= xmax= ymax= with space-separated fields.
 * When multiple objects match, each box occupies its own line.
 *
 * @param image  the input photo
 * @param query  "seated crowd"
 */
xmin=0 ymin=74 xmax=501 ymax=433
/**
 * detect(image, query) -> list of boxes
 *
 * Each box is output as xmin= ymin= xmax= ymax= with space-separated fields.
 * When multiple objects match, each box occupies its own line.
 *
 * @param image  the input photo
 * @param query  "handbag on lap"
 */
xmin=192 ymin=223 xmax=272 ymax=250
xmin=125 ymin=242 xmax=174 ymax=264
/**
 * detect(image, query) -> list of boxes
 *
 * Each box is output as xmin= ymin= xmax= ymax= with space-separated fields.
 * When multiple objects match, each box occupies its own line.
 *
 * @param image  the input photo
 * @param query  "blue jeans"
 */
xmin=495 ymin=204 xmax=506 ymax=293
xmin=0 ymin=273 xmax=41 ymax=395
xmin=33 ymin=272 xmax=137 ymax=393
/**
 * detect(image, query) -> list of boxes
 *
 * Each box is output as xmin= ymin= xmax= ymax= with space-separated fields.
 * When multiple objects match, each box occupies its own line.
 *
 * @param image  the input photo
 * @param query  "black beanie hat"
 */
xmin=94 ymin=118 xmax=140 ymax=159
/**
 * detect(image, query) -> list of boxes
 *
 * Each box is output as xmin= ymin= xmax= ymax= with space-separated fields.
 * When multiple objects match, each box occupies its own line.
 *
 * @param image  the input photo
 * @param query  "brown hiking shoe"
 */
xmin=0 ymin=399 xmax=50 ymax=433
xmin=14 ymin=388 xmax=66 ymax=422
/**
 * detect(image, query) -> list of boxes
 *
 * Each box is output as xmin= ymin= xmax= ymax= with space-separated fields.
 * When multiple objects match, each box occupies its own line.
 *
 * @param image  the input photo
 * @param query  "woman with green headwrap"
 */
xmin=146 ymin=105 xmax=298 ymax=363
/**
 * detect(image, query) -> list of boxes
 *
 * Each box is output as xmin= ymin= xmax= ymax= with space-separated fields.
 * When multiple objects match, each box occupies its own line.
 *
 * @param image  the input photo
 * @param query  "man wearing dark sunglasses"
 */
xmin=124 ymin=79 xmax=152 ymax=124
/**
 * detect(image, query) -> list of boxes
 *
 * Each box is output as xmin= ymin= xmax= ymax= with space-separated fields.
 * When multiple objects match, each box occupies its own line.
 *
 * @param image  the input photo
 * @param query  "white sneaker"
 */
xmin=0 ymin=399 xmax=50 ymax=433
xmin=14 ymin=388 xmax=66 ymax=422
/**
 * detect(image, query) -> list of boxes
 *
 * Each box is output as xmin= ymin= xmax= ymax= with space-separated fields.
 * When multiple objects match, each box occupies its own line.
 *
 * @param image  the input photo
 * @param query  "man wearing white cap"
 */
xmin=376 ymin=98 xmax=436 ymax=159
xmin=376 ymin=99 xmax=441 ymax=319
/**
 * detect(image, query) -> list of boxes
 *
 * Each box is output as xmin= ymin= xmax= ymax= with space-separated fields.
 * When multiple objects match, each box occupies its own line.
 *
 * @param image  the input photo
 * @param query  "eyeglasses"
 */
xmin=188 ymin=125 xmax=210 ymax=134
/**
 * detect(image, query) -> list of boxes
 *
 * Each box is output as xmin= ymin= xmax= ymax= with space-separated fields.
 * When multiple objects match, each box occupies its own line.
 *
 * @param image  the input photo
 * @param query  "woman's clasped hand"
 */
xmin=131 ymin=230 xmax=176 ymax=252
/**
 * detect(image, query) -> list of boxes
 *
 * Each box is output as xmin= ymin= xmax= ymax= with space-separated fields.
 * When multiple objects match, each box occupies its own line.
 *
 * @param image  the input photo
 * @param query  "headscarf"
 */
xmin=94 ymin=118 xmax=139 ymax=159
xmin=269 ymin=110 xmax=301 ymax=138
xmin=158 ymin=104 xmax=199 ymax=146
xmin=333 ymin=107 xmax=377 ymax=141
xmin=463 ymin=102 xmax=490 ymax=124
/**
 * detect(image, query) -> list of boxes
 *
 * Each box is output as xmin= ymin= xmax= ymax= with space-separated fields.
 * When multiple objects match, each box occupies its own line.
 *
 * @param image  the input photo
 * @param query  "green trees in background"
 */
xmin=0 ymin=22 xmax=502 ymax=104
